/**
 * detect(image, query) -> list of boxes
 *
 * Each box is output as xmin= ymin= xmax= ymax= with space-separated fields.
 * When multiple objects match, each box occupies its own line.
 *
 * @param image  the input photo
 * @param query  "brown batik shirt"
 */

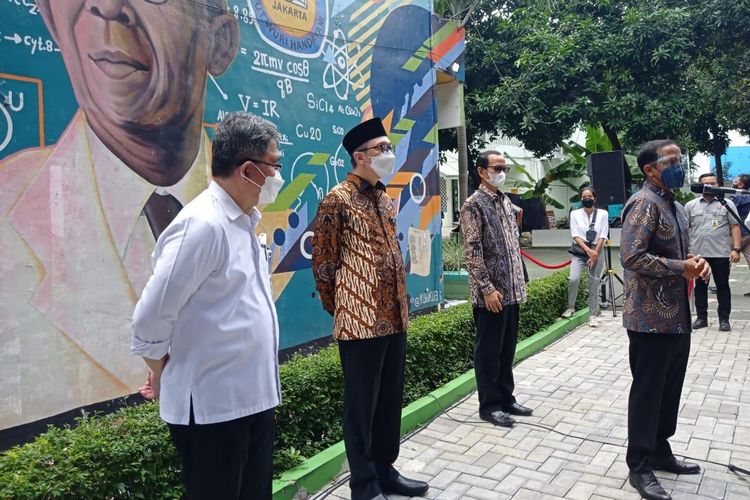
xmin=312 ymin=173 xmax=409 ymax=340
xmin=460 ymin=184 xmax=527 ymax=308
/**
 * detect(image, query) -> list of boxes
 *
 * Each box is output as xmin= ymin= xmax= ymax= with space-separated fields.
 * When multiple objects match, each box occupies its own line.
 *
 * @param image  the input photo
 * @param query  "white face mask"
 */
xmin=370 ymin=151 xmax=396 ymax=179
xmin=242 ymin=164 xmax=285 ymax=204
xmin=489 ymin=171 xmax=506 ymax=188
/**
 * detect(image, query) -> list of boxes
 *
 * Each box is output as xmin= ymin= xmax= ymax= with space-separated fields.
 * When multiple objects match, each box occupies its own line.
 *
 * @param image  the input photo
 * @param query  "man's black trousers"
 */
xmin=626 ymin=330 xmax=690 ymax=472
xmin=473 ymin=305 xmax=519 ymax=414
xmin=167 ymin=406 xmax=274 ymax=500
xmin=694 ymin=257 xmax=731 ymax=321
xmin=339 ymin=332 xmax=407 ymax=500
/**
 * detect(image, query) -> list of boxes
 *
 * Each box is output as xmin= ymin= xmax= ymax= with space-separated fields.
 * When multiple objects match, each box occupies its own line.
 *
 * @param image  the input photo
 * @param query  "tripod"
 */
xmin=599 ymin=237 xmax=624 ymax=316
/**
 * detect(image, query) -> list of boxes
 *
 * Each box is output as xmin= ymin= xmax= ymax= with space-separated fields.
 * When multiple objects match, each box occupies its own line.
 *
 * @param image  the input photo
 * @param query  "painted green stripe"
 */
xmin=388 ymin=132 xmax=406 ymax=146
xmin=307 ymin=153 xmax=330 ymax=166
xmin=423 ymin=124 xmax=438 ymax=144
xmin=264 ymin=173 xmax=316 ymax=212
xmin=393 ymin=117 xmax=416 ymax=132
xmin=402 ymin=56 xmax=423 ymax=71
xmin=431 ymin=21 xmax=458 ymax=47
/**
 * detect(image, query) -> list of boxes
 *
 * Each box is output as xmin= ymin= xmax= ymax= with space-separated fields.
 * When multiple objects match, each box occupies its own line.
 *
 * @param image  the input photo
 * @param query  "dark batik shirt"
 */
xmin=460 ymin=184 xmax=527 ymax=308
xmin=620 ymin=181 xmax=691 ymax=334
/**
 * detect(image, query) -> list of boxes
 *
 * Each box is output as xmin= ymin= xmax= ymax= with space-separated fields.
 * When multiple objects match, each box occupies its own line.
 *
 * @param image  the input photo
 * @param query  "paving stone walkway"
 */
xmin=315 ymin=312 xmax=750 ymax=499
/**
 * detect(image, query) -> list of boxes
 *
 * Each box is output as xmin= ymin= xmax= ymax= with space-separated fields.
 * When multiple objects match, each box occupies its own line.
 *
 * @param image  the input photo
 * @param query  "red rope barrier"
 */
xmin=520 ymin=249 xmax=571 ymax=269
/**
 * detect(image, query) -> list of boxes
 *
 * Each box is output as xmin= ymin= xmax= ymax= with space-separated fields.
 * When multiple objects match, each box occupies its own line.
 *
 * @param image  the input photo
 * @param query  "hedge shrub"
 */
xmin=0 ymin=269 xmax=585 ymax=498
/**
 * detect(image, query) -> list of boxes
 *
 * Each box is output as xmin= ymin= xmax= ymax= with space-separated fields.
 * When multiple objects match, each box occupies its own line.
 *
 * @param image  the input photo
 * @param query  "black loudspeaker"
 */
xmin=587 ymin=151 xmax=627 ymax=207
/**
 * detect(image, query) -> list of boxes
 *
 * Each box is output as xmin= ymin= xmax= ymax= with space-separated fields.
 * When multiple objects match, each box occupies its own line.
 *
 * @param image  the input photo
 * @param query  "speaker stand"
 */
xmin=599 ymin=239 xmax=624 ymax=316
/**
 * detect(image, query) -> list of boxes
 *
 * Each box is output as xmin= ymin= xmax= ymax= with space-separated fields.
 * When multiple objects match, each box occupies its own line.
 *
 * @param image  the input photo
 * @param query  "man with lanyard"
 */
xmin=312 ymin=118 xmax=429 ymax=500
xmin=620 ymin=139 xmax=710 ymax=500
xmin=684 ymin=173 xmax=741 ymax=331
xmin=460 ymin=150 xmax=531 ymax=428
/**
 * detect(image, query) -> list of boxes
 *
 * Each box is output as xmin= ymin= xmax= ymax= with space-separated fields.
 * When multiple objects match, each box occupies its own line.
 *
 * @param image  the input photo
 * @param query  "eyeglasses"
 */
xmin=247 ymin=158 xmax=283 ymax=172
xmin=485 ymin=164 xmax=509 ymax=173
xmin=653 ymin=154 xmax=688 ymax=168
xmin=143 ymin=0 xmax=169 ymax=3
xmin=357 ymin=143 xmax=395 ymax=154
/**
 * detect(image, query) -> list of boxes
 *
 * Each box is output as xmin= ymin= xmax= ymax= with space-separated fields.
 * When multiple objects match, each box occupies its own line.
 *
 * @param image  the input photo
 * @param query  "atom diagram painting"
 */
xmin=322 ymin=29 xmax=364 ymax=100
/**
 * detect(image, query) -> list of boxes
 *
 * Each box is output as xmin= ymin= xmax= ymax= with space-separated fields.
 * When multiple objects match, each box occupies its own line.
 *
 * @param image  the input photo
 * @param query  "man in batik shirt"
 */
xmin=621 ymin=139 xmax=710 ymax=500
xmin=312 ymin=118 xmax=428 ymax=500
xmin=460 ymin=150 xmax=531 ymax=428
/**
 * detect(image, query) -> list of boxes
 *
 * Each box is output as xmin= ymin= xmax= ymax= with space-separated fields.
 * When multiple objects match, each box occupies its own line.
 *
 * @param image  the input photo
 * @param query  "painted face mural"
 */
xmin=0 ymin=0 xmax=463 ymax=429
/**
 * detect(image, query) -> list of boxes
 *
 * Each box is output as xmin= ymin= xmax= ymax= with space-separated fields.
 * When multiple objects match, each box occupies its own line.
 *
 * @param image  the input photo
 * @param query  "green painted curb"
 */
xmin=272 ymin=308 xmax=589 ymax=499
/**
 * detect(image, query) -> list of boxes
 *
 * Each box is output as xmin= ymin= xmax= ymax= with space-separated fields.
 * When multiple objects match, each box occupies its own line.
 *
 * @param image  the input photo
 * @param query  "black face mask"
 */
xmin=581 ymin=198 xmax=595 ymax=208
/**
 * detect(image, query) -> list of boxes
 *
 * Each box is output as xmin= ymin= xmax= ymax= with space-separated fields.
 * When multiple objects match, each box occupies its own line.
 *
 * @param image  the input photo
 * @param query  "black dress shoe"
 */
xmin=502 ymin=402 xmax=533 ymax=417
xmin=380 ymin=472 xmax=429 ymax=497
xmin=744 ymin=291 xmax=750 ymax=297
xmin=628 ymin=471 xmax=671 ymax=500
xmin=692 ymin=318 xmax=708 ymax=329
xmin=479 ymin=410 xmax=515 ymax=427
xmin=652 ymin=457 xmax=701 ymax=475
xmin=719 ymin=320 xmax=731 ymax=331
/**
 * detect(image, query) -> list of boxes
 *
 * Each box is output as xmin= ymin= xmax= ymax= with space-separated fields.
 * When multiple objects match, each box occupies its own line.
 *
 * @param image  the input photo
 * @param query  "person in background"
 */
xmin=131 ymin=113 xmax=283 ymax=499
xmin=562 ymin=186 xmax=609 ymax=327
xmin=460 ymin=150 xmax=532 ymax=429
xmin=684 ymin=173 xmax=740 ymax=332
xmin=621 ymin=139 xmax=710 ymax=500
xmin=731 ymin=175 xmax=750 ymax=296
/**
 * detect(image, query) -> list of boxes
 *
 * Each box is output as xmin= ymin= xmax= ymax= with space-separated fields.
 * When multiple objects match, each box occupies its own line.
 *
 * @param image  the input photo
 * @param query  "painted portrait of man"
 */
xmin=0 ymin=0 xmax=239 ymax=428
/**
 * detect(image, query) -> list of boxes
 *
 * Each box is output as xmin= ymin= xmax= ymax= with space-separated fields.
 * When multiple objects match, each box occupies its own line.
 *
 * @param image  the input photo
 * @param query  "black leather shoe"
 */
xmin=719 ymin=320 xmax=731 ymax=331
xmin=502 ymin=402 xmax=533 ymax=417
xmin=380 ymin=472 xmax=429 ymax=497
xmin=652 ymin=457 xmax=701 ymax=475
xmin=479 ymin=410 xmax=515 ymax=427
xmin=628 ymin=471 xmax=671 ymax=500
xmin=692 ymin=318 xmax=708 ymax=329
xmin=744 ymin=291 xmax=750 ymax=297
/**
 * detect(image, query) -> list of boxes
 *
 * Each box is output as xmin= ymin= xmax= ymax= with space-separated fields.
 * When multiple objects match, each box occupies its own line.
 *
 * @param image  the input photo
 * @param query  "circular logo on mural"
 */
xmin=247 ymin=0 xmax=329 ymax=57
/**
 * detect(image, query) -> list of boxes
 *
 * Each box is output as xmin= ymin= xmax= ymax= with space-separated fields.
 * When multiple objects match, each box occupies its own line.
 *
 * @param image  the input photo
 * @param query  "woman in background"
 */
xmin=562 ymin=186 xmax=609 ymax=327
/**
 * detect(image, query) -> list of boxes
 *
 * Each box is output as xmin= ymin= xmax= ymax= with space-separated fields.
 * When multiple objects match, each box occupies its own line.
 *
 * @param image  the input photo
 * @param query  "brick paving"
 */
xmin=315 ymin=311 xmax=750 ymax=499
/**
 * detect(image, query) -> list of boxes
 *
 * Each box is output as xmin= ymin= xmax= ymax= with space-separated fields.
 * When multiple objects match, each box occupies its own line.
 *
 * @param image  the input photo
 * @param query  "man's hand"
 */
xmin=484 ymin=290 xmax=504 ymax=313
xmin=683 ymin=255 xmax=710 ymax=282
xmin=138 ymin=369 xmax=159 ymax=400
xmin=730 ymin=250 xmax=740 ymax=263
xmin=140 ymin=354 xmax=169 ymax=400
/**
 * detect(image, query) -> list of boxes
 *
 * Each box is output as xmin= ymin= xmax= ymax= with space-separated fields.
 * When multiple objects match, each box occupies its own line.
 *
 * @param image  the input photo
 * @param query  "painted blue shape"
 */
xmin=274 ymin=228 xmax=286 ymax=246
xmin=289 ymin=211 xmax=300 ymax=228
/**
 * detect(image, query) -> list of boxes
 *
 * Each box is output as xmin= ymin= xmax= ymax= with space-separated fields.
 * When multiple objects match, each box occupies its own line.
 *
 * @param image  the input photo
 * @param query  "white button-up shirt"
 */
xmin=131 ymin=181 xmax=281 ymax=425
xmin=569 ymin=207 xmax=610 ymax=244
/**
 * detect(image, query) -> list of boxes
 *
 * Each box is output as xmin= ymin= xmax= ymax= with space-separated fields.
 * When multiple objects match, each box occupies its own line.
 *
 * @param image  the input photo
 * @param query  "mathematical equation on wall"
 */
xmin=0 ymin=0 xmax=446 ymax=349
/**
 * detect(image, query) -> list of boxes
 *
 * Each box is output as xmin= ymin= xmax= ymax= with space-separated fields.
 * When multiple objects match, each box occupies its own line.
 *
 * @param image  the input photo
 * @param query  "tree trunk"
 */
xmin=711 ymin=124 xmax=725 ymax=186
xmin=457 ymin=124 xmax=469 ymax=208
xmin=601 ymin=122 xmax=623 ymax=151
xmin=714 ymin=146 xmax=724 ymax=187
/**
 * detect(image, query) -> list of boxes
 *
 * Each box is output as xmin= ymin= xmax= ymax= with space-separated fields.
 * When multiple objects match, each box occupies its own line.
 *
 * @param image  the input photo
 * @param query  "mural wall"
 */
xmin=0 ymin=0 xmax=464 ymax=430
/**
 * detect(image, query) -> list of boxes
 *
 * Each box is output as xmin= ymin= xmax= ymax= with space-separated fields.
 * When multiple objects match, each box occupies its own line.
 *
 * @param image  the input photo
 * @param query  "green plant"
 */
xmin=442 ymin=236 xmax=465 ymax=271
xmin=0 ymin=270 xmax=585 ymax=498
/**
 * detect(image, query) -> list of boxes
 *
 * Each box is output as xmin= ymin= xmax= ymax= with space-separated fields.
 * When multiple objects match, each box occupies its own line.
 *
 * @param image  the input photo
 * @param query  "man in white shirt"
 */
xmin=131 ymin=112 xmax=284 ymax=499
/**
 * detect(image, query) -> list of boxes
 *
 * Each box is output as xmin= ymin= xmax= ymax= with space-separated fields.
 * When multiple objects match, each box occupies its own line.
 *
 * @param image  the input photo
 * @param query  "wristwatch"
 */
xmin=732 ymin=247 xmax=740 ymax=252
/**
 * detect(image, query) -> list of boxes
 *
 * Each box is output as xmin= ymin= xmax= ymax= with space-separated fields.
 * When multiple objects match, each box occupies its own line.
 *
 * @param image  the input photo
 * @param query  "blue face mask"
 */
xmin=660 ymin=162 xmax=685 ymax=189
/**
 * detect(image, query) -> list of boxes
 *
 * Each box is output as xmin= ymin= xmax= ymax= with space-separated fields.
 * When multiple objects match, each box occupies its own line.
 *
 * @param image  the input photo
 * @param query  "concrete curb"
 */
xmin=272 ymin=308 xmax=590 ymax=499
